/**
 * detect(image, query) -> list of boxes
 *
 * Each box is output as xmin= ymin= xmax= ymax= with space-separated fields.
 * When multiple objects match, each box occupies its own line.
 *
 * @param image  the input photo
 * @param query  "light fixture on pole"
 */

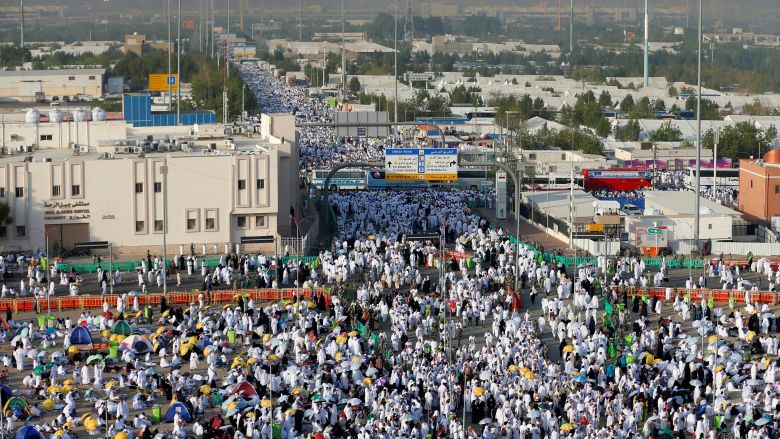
xmin=693 ymin=0 xmax=703 ymax=249
xmin=394 ymin=0 xmax=398 ymax=126
xmin=177 ymin=0 xmax=181 ymax=126
xmin=643 ymin=0 xmax=649 ymax=88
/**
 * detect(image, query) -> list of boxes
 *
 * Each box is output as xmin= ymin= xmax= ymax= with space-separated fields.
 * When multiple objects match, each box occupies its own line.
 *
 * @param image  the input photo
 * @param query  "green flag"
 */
xmin=605 ymin=301 xmax=613 ymax=315
xmin=357 ymin=322 xmax=367 ymax=337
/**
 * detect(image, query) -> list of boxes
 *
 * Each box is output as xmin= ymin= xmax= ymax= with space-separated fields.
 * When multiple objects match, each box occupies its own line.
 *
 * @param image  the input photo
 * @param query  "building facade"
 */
xmin=0 ymin=69 xmax=105 ymax=101
xmin=0 ymin=114 xmax=301 ymax=255
xmin=739 ymin=152 xmax=780 ymax=222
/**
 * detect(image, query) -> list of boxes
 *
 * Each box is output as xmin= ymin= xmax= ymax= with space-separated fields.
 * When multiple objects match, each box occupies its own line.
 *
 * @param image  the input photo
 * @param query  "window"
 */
xmin=0 ymin=188 xmax=4 ymax=197
xmin=52 ymin=185 xmax=61 ymax=197
xmin=255 ymin=215 xmax=266 ymax=228
xmin=776 ymin=185 xmax=780 ymax=194
xmin=15 ymin=226 xmax=25 ymax=238
xmin=549 ymin=166 xmax=557 ymax=172
xmin=154 ymin=182 xmax=162 ymax=193
xmin=154 ymin=220 xmax=164 ymax=232
xmin=256 ymin=179 xmax=265 ymax=190
xmin=135 ymin=183 xmax=143 ymax=193
xmin=89 ymin=75 xmax=96 ymax=80
xmin=0 ymin=226 xmax=6 ymax=238
xmin=236 ymin=216 xmax=247 ymax=228
xmin=529 ymin=153 xmax=537 ymax=160
xmin=186 ymin=210 xmax=199 ymax=231
xmin=561 ymin=153 xmax=567 ymax=160
xmin=68 ymin=76 xmax=75 ymax=80
xmin=237 ymin=179 xmax=246 ymax=190
xmin=205 ymin=209 xmax=217 ymax=231
xmin=15 ymin=187 xmax=23 ymax=198
xmin=135 ymin=221 xmax=145 ymax=232
xmin=751 ymin=180 xmax=754 ymax=188
xmin=708 ymin=224 xmax=713 ymax=230
xmin=71 ymin=185 xmax=81 ymax=196
xmin=40 ymin=134 xmax=53 ymax=141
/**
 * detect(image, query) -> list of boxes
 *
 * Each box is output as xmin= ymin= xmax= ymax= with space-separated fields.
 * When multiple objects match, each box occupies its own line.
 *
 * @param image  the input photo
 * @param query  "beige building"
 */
xmin=0 ymin=69 xmax=105 ymax=101
xmin=0 ymin=113 xmax=302 ymax=256
xmin=124 ymin=34 xmax=172 ymax=56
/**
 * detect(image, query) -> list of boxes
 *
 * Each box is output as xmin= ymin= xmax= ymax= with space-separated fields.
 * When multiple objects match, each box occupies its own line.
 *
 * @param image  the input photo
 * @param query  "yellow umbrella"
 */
xmin=189 ymin=336 xmax=197 ymax=345
xmin=348 ymin=331 xmax=359 ymax=337
xmin=42 ymin=399 xmax=55 ymax=410
xmin=227 ymin=402 xmax=237 ymax=411
xmin=563 ymin=345 xmax=574 ymax=353
xmin=560 ymin=423 xmax=574 ymax=431
xmin=245 ymin=412 xmax=255 ymax=418
xmin=231 ymin=358 xmax=246 ymax=368
xmin=363 ymin=377 xmax=372 ymax=385
xmin=708 ymin=335 xmax=718 ymax=344
xmin=115 ymin=432 xmax=127 ymax=439
xmin=747 ymin=331 xmax=756 ymax=341
xmin=715 ymin=365 xmax=725 ymax=372
xmin=334 ymin=352 xmax=343 ymax=361
xmin=61 ymin=384 xmax=73 ymax=394
xmin=260 ymin=399 xmax=273 ymax=408
xmin=196 ymin=322 xmax=204 ymax=330
xmin=508 ymin=365 xmax=520 ymax=372
xmin=101 ymin=330 xmax=110 ymax=338
xmin=263 ymin=334 xmax=272 ymax=343
xmin=644 ymin=354 xmax=655 ymax=365
xmin=81 ymin=414 xmax=93 ymax=421
xmin=247 ymin=357 xmax=258 ymax=365
xmin=223 ymin=304 xmax=231 ymax=309
xmin=47 ymin=385 xmax=60 ymax=394
xmin=200 ymin=384 xmax=212 ymax=395
xmin=268 ymin=354 xmax=278 ymax=362
xmin=67 ymin=346 xmax=78 ymax=354
xmin=653 ymin=358 xmax=664 ymax=365
xmin=53 ymin=431 xmax=64 ymax=438
xmin=156 ymin=327 xmax=167 ymax=335
xmin=571 ymin=371 xmax=580 ymax=377
xmin=352 ymin=357 xmax=363 ymax=363
xmin=63 ymin=379 xmax=74 ymax=386
xmin=104 ymin=380 xmax=118 ymax=389
xmin=473 ymin=387 xmax=486 ymax=396
xmin=286 ymin=408 xmax=297 ymax=416
xmin=291 ymin=387 xmax=304 ymax=395
xmin=63 ymin=423 xmax=72 ymax=430
xmin=162 ymin=310 xmax=170 ymax=317
xmin=336 ymin=336 xmax=348 ymax=345
xmin=85 ymin=418 xmax=99 ymax=432
xmin=524 ymin=371 xmax=536 ymax=379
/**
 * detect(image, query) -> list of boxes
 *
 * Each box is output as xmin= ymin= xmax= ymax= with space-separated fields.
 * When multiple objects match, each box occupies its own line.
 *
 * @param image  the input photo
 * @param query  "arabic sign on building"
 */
xmin=43 ymin=201 xmax=91 ymax=222
xmin=404 ymin=72 xmax=435 ymax=82
xmin=384 ymin=148 xmax=458 ymax=181
xmin=148 ymin=73 xmax=178 ymax=92
xmin=635 ymin=225 xmax=668 ymax=248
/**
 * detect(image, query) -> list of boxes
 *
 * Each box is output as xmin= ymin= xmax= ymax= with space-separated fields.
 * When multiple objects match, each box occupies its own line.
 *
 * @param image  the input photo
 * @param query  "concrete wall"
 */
xmin=0 ymin=120 xmax=126 ymax=150
xmin=0 ymin=71 xmax=104 ymax=100
xmin=624 ymin=216 xmax=733 ymax=241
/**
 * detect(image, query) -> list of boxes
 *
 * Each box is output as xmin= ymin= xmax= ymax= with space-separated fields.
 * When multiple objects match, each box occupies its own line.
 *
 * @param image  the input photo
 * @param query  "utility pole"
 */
xmin=643 ymin=0 xmax=649 ymax=88
xmin=19 ymin=0 xmax=24 ymax=47
xmin=394 ymin=0 xmax=398 ymax=124
xmin=693 ymin=0 xmax=703 ymax=249
xmin=168 ymin=0 xmax=173 ymax=112
xmin=161 ymin=161 xmax=169 ymax=296
xmin=569 ymin=0 xmax=574 ymax=54
xmin=240 ymin=0 xmax=244 ymax=31
xmin=713 ymin=129 xmax=719 ymax=196
xmin=341 ymin=0 xmax=346 ymax=99
xmin=299 ymin=0 xmax=303 ymax=41
xmin=177 ymin=0 xmax=182 ymax=126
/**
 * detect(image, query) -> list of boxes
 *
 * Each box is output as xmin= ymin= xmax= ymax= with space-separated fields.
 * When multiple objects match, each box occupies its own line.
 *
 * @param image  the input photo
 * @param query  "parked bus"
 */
xmin=526 ymin=173 xmax=584 ymax=190
xmin=310 ymin=169 xmax=367 ymax=190
xmin=582 ymin=168 xmax=653 ymax=191
xmin=684 ymin=167 xmax=740 ymax=189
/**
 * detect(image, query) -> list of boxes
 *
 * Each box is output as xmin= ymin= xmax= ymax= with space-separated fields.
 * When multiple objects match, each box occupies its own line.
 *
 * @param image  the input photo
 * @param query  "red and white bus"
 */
xmin=582 ymin=168 xmax=654 ymax=191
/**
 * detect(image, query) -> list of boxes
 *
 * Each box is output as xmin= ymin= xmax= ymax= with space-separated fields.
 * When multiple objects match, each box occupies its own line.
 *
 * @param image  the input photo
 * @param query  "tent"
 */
xmin=4 ymin=396 xmax=30 ymax=418
xmin=0 ymin=316 xmax=9 ymax=331
xmin=69 ymin=326 xmax=93 ymax=349
xmin=111 ymin=320 xmax=133 ymax=336
xmin=0 ymin=383 xmax=11 ymax=405
xmin=165 ymin=401 xmax=193 ymax=423
xmin=119 ymin=335 xmax=153 ymax=354
xmin=13 ymin=426 xmax=45 ymax=439
xmin=231 ymin=381 xmax=258 ymax=398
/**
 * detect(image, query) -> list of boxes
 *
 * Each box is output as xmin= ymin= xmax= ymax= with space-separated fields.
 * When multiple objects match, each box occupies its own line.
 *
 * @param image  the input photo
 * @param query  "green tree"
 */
xmin=648 ymin=121 xmax=683 ymax=142
xmin=348 ymin=77 xmax=361 ymax=95
xmin=598 ymin=91 xmax=612 ymax=108
xmin=701 ymin=122 xmax=764 ymax=160
xmin=620 ymin=94 xmax=635 ymax=113
xmin=614 ymin=120 xmax=641 ymax=141
xmin=685 ymin=97 xmax=721 ymax=120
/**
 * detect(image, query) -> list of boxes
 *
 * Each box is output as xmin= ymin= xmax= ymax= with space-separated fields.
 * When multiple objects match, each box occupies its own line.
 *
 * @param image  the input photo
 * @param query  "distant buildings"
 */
xmin=124 ymin=33 xmax=172 ymax=57
xmin=0 ymin=69 xmax=105 ymax=102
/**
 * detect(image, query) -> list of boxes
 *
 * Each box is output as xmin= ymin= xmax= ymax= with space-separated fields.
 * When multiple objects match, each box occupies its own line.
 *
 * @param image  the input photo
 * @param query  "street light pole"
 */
xmin=693 ymin=0 xmax=703 ymax=249
xmin=177 ymin=0 xmax=182 ymax=126
xmin=162 ymin=160 xmax=169 ymax=296
xmin=394 ymin=0 xmax=398 ymax=126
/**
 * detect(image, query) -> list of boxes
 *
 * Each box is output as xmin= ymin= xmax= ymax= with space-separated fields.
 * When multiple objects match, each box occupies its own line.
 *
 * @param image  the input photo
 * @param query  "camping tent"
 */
xmin=0 ymin=383 xmax=11 ymax=405
xmin=4 ymin=396 xmax=30 ymax=418
xmin=165 ymin=401 xmax=193 ymax=423
xmin=13 ymin=426 xmax=45 ymax=439
xmin=111 ymin=320 xmax=133 ymax=336
xmin=119 ymin=335 xmax=153 ymax=354
xmin=69 ymin=326 xmax=93 ymax=349
xmin=231 ymin=381 xmax=258 ymax=398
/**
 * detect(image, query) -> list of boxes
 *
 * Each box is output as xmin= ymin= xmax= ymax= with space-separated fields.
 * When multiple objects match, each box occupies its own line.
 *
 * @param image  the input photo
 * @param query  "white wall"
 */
xmin=625 ymin=215 xmax=733 ymax=241
xmin=711 ymin=242 xmax=780 ymax=257
xmin=1 ymin=120 xmax=127 ymax=150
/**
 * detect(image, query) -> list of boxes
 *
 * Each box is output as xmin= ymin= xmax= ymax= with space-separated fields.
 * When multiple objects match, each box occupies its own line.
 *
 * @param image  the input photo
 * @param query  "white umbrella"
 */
xmin=479 ymin=370 xmax=491 ymax=380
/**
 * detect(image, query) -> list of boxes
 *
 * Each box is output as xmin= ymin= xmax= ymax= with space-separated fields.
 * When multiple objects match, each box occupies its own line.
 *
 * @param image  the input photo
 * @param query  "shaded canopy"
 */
xmin=119 ymin=335 xmax=153 ymax=354
xmin=231 ymin=381 xmax=258 ymax=398
xmin=4 ymin=396 xmax=30 ymax=418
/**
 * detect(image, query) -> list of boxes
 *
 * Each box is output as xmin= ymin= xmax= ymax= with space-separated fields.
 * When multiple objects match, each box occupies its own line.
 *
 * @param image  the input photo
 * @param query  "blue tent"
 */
xmin=165 ymin=401 xmax=193 ymax=423
xmin=14 ymin=426 xmax=45 ymax=439
xmin=69 ymin=326 xmax=93 ymax=347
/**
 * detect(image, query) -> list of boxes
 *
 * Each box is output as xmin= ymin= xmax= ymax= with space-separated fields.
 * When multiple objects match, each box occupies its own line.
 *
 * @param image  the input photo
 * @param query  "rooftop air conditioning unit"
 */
xmin=79 ymin=145 xmax=90 ymax=154
xmin=25 ymin=146 xmax=33 ymax=153
xmin=16 ymin=146 xmax=25 ymax=154
xmin=122 ymin=147 xmax=130 ymax=154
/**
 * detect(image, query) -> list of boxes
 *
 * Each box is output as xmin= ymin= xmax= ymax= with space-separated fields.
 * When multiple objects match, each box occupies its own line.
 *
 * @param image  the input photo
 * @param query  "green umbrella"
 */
xmin=310 ymin=393 xmax=323 ymax=402
xmin=86 ymin=354 xmax=104 ymax=365
xmin=44 ymin=362 xmax=57 ymax=368
xmin=33 ymin=365 xmax=44 ymax=376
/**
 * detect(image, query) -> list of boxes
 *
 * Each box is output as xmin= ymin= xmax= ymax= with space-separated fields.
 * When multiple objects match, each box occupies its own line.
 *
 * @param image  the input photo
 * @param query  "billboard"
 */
xmin=148 ymin=73 xmax=178 ymax=92
xmin=495 ymin=171 xmax=507 ymax=219
xmin=384 ymin=148 xmax=458 ymax=181
xmin=233 ymin=43 xmax=257 ymax=58
xmin=334 ymin=111 xmax=390 ymax=138
xmin=635 ymin=226 xmax=668 ymax=248
xmin=405 ymin=72 xmax=435 ymax=82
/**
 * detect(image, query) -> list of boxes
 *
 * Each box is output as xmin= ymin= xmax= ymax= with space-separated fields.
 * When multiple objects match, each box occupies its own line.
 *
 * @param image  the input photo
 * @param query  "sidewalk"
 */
xmin=477 ymin=208 xmax=574 ymax=255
